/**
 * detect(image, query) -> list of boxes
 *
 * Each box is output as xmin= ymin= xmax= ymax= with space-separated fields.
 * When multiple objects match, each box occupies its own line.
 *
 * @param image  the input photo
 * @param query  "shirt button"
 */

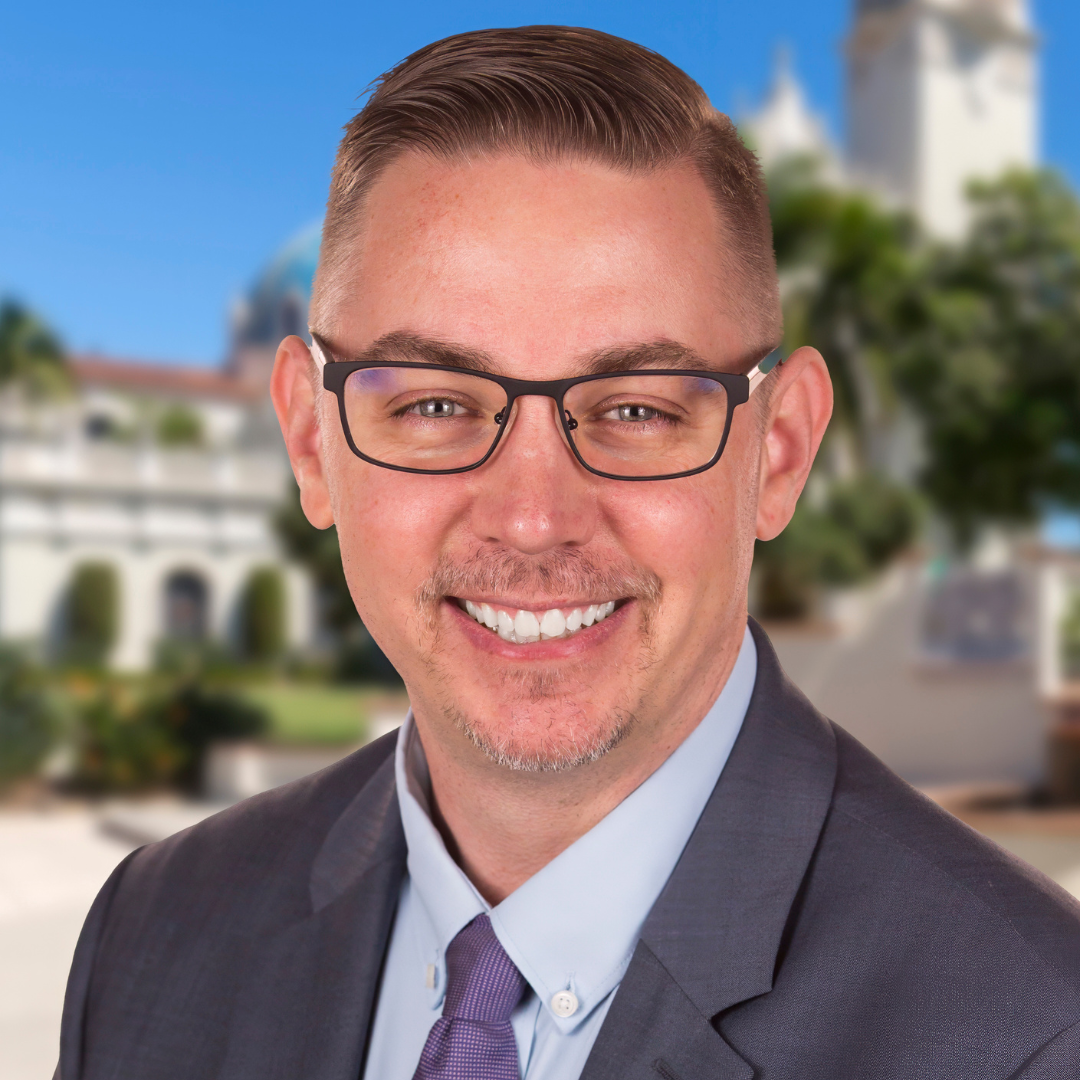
xmin=550 ymin=990 xmax=579 ymax=1018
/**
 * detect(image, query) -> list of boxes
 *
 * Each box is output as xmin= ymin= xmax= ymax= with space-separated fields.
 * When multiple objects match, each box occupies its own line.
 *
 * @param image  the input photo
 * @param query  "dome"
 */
xmin=232 ymin=221 xmax=322 ymax=348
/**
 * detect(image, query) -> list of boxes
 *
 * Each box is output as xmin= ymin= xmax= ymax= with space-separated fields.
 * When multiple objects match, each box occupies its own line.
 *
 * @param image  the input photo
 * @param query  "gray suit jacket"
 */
xmin=58 ymin=622 xmax=1080 ymax=1079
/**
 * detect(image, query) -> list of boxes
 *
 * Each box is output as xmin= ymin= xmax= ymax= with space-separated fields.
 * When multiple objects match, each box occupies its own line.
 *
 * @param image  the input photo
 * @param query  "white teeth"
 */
xmin=514 ymin=609 xmax=541 ymax=642
xmin=539 ymin=609 xmax=566 ymax=639
xmin=460 ymin=598 xmax=617 ymax=643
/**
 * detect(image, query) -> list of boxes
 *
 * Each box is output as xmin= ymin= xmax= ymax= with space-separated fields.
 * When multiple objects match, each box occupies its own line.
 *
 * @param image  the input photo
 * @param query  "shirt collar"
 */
xmin=394 ymin=624 xmax=757 ymax=1031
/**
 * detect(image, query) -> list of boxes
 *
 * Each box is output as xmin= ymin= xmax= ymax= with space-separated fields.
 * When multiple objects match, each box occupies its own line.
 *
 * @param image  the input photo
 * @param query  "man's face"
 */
xmin=313 ymin=155 xmax=767 ymax=770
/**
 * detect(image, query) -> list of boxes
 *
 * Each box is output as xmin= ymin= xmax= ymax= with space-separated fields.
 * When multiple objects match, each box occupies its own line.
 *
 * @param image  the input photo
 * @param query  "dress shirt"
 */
xmin=363 ymin=624 xmax=757 ymax=1080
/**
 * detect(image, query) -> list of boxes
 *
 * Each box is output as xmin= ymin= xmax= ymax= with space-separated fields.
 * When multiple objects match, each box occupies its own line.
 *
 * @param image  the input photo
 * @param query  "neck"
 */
xmin=410 ymin=628 xmax=745 ymax=905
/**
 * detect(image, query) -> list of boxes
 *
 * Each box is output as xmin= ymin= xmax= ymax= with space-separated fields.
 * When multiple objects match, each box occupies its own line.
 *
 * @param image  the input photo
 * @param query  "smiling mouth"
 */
xmin=455 ymin=598 xmax=622 ymax=643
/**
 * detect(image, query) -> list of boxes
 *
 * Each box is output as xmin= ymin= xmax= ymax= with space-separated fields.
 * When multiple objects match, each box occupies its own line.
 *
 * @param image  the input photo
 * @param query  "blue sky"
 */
xmin=1 ymin=0 xmax=1076 ymax=367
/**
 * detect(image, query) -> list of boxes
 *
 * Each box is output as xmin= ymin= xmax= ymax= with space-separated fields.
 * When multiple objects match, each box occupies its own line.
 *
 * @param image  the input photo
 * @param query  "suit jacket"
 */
xmin=58 ymin=621 xmax=1080 ymax=1079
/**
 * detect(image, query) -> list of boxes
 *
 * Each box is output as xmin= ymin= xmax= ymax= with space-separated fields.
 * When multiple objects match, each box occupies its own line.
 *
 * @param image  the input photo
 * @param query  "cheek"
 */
xmin=330 ymin=464 xmax=466 ymax=626
xmin=601 ymin=467 xmax=747 ymax=611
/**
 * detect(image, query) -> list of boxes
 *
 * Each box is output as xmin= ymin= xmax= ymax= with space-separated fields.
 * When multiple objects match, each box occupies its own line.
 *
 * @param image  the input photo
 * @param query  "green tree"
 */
xmin=769 ymin=156 xmax=918 ymax=460
xmin=0 ymin=300 xmax=71 ymax=398
xmin=240 ymin=566 xmax=286 ymax=662
xmin=66 ymin=562 xmax=120 ymax=666
xmin=893 ymin=170 xmax=1080 ymax=543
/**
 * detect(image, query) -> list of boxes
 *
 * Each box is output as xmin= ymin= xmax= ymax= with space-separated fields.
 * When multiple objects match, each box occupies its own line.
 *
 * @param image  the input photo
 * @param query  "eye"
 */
xmin=608 ymin=403 xmax=662 ymax=423
xmin=408 ymin=398 xmax=463 ymax=418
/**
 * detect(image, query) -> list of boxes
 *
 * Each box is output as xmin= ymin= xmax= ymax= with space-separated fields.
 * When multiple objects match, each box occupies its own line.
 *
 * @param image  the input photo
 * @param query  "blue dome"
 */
xmin=235 ymin=221 xmax=322 ymax=346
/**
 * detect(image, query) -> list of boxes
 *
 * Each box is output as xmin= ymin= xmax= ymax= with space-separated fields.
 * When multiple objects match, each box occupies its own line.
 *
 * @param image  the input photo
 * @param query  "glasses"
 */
xmin=312 ymin=333 xmax=783 ymax=482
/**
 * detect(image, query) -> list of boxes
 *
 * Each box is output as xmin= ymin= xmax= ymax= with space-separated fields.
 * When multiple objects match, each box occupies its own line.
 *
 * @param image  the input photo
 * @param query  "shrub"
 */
xmin=156 ymin=403 xmax=203 ymax=447
xmin=755 ymin=472 xmax=922 ymax=620
xmin=66 ymin=562 xmax=119 ymax=666
xmin=240 ymin=566 xmax=286 ymax=662
xmin=72 ymin=679 xmax=269 ymax=793
xmin=0 ymin=646 xmax=57 ymax=787
xmin=72 ymin=683 xmax=182 ymax=792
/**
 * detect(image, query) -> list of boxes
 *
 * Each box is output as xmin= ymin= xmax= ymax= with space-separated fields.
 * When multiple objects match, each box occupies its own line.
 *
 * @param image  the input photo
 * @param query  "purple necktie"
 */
xmin=413 ymin=914 xmax=527 ymax=1080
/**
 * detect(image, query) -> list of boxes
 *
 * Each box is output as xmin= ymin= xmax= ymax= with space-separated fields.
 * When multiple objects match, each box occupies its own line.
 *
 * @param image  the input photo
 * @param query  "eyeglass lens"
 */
xmin=342 ymin=367 xmax=730 ymax=477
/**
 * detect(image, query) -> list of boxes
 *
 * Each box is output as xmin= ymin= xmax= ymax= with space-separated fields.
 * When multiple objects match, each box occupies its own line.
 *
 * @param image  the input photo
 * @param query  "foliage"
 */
xmin=65 ymin=562 xmax=119 ymax=666
xmin=156 ymin=402 xmax=204 ymax=447
xmin=770 ymin=161 xmax=1080 ymax=551
xmin=146 ymin=682 xmax=268 ymax=790
xmin=72 ymin=682 xmax=182 ymax=792
xmin=240 ymin=566 xmax=286 ymax=662
xmin=892 ymin=171 xmax=1080 ymax=544
xmin=769 ymin=156 xmax=917 ymax=455
xmin=1063 ymin=593 xmax=1080 ymax=681
xmin=0 ymin=299 xmax=71 ymax=398
xmin=71 ymin=678 xmax=268 ymax=793
xmin=755 ymin=473 xmax=922 ymax=620
xmin=0 ymin=646 xmax=58 ymax=787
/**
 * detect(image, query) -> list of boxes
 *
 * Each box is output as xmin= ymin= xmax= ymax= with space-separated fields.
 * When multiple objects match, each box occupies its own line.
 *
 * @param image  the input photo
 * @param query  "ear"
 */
xmin=270 ymin=335 xmax=335 ymax=529
xmin=755 ymin=345 xmax=833 ymax=541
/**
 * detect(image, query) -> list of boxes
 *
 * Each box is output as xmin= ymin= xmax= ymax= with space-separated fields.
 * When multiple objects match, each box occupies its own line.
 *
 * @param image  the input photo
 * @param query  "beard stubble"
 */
xmin=414 ymin=545 xmax=663 ymax=772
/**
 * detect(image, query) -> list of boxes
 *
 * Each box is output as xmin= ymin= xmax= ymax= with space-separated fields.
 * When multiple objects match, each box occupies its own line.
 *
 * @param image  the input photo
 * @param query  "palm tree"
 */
xmin=0 ymin=300 xmax=71 ymax=398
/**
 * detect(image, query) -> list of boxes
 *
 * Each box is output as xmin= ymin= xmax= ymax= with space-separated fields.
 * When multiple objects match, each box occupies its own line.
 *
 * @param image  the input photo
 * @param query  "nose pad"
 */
xmin=486 ymin=395 xmax=580 ymax=462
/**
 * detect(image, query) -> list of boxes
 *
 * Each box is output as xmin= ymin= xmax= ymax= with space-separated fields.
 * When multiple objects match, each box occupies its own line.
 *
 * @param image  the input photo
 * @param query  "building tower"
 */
xmin=748 ymin=47 xmax=839 ymax=174
xmin=846 ymin=0 xmax=1038 ymax=237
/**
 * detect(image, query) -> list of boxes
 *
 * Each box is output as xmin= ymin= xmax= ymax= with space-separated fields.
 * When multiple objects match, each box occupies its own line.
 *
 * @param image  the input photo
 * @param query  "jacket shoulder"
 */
xmin=829 ymin=722 xmax=1080 ymax=994
xmin=111 ymin=730 xmax=399 ymax=918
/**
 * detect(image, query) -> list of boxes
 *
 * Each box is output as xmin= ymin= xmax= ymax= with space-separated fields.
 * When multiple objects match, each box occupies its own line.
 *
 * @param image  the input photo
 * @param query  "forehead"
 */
xmin=331 ymin=153 xmax=748 ymax=378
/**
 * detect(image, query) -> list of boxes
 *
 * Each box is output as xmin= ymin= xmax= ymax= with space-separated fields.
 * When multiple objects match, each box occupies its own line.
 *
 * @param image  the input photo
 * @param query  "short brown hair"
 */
xmin=312 ymin=26 xmax=780 ymax=352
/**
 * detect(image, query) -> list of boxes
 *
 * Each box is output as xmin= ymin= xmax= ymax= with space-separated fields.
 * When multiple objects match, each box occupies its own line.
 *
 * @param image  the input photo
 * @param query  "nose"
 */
xmin=468 ymin=395 xmax=597 ymax=555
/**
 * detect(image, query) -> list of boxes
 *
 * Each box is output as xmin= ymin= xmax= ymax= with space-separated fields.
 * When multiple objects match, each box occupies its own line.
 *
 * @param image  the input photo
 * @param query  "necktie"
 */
xmin=413 ymin=914 xmax=527 ymax=1080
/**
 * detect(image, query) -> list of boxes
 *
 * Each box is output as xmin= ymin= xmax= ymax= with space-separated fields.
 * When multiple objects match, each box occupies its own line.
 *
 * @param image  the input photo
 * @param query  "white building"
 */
xmin=0 ymin=228 xmax=321 ymax=670
xmin=847 ymin=0 xmax=1038 ymax=237
xmin=747 ymin=0 xmax=1038 ymax=239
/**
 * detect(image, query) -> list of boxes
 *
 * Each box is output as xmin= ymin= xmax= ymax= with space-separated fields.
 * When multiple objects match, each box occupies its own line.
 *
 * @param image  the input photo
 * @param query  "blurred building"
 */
xmin=750 ymin=0 xmax=1038 ymax=238
xmin=0 ymin=227 xmax=321 ymax=669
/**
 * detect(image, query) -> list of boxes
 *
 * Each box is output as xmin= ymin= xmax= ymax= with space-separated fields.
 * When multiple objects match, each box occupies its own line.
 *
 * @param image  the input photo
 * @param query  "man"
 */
xmin=58 ymin=27 xmax=1080 ymax=1080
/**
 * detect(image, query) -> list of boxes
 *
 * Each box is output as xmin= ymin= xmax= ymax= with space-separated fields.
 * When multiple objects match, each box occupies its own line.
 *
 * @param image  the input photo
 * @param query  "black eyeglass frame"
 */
xmin=314 ymin=333 xmax=784 ymax=482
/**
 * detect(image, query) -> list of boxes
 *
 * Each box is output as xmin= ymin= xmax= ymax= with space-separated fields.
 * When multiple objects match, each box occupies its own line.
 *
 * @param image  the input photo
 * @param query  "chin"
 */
xmin=436 ymin=670 xmax=639 ymax=772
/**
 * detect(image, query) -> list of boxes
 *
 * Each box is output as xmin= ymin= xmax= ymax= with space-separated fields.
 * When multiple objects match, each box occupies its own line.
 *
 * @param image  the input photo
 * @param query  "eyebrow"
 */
xmin=320 ymin=331 xmax=751 ymax=377
xmin=322 ymin=331 xmax=502 ymax=373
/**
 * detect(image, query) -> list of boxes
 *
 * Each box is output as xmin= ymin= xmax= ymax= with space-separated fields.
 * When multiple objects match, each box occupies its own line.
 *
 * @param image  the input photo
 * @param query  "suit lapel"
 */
xmin=582 ymin=620 xmax=837 ymax=1078
xmin=218 ymin=751 xmax=407 ymax=1080
xmin=581 ymin=941 xmax=754 ymax=1080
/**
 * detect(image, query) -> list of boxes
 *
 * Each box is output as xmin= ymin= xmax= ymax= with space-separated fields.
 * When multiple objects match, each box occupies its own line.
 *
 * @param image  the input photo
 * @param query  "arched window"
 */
xmin=164 ymin=571 xmax=209 ymax=640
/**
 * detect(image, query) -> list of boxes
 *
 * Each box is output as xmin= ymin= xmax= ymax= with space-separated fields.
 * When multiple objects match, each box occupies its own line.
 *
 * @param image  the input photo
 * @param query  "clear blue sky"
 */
xmin=2 ymin=0 xmax=1076 ymax=367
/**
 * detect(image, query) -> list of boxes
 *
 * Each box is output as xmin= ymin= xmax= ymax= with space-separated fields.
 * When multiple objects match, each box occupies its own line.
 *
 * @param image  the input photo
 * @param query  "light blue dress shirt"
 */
xmin=363 ymin=625 xmax=757 ymax=1080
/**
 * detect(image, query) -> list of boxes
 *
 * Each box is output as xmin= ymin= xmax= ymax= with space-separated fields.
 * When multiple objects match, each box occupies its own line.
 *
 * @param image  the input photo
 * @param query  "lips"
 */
xmin=457 ymin=598 xmax=618 ymax=643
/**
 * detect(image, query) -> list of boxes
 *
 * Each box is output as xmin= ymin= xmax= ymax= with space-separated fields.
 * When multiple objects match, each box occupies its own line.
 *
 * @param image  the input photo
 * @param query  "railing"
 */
xmin=0 ymin=436 xmax=286 ymax=502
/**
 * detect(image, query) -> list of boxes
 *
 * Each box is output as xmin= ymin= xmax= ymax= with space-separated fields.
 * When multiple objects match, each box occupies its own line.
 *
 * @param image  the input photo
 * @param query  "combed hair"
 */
xmin=312 ymin=26 xmax=780 ymax=352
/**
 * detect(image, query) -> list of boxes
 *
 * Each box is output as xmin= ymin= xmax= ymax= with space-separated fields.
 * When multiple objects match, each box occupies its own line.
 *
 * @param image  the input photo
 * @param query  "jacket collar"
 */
xmin=640 ymin=618 xmax=838 ymax=1016
xmin=581 ymin=619 xmax=838 ymax=1079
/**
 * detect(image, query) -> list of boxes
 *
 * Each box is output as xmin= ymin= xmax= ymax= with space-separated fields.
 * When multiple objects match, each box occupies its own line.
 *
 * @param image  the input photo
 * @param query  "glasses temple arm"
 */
xmin=746 ymin=347 xmax=785 ymax=396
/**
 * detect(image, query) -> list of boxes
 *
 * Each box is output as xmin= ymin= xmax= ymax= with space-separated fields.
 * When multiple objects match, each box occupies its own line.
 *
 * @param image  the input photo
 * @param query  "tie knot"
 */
xmin=442 ymin=915 xmax=526 ymax=1024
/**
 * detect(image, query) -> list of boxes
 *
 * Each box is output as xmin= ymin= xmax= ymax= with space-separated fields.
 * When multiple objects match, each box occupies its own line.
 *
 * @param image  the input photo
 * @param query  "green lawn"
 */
xmin=241 ymin=684 xmax=403 ymax=746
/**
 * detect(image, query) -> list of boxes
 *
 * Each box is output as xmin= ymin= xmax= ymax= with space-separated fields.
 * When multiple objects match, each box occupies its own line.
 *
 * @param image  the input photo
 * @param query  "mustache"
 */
xmin=416 ymin=546 xmax=662 ymax=618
